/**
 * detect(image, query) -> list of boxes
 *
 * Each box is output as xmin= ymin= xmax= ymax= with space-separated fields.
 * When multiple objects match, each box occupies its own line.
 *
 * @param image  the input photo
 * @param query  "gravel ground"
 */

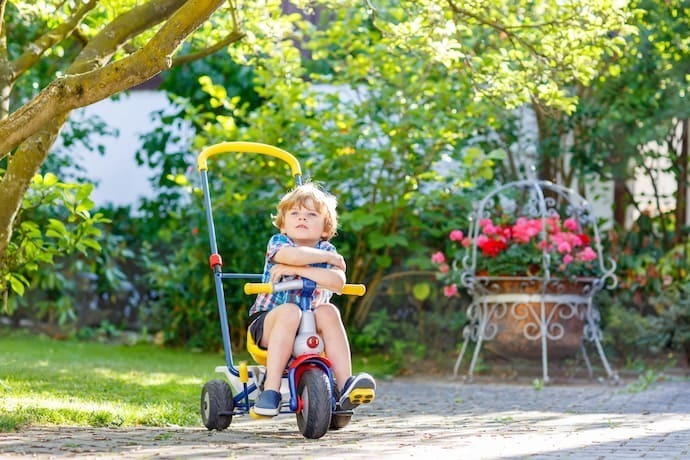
xmin=1 ymin=376 xmax=689 ymax=459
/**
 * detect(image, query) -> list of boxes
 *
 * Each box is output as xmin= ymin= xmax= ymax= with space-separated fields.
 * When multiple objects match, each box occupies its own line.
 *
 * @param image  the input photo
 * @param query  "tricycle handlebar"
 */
xmin=244 ymin=280 xmax=366 ymax=296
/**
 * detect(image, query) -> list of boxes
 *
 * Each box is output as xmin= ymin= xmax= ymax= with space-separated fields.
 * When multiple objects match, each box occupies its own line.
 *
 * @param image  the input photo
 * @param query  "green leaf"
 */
xmin=47 ymin=219 xmax=68 ymax=237
xmin=43 ymin=173 xmax=59 ymax=186
xmin=75 ymin=183 xmax=95 ymax=204
xmin=375 ymin=254 xmax=392 ymax=268
xmin=80 ymin=239 xmax=103 ymax=253
xmin=8 ymin=275 xmax=26 ymax=296
xmin=412 ymin=282 xmax=431 ymax=301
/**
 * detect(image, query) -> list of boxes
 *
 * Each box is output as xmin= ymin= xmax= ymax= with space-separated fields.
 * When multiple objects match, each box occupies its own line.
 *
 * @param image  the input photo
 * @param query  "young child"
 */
xmin=248 ymin=182 xmax=376 ymax=416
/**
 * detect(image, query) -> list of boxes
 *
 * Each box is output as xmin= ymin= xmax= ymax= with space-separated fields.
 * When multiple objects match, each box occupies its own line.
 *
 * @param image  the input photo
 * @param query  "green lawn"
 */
xmin=0 ymin=330 xmax=229 ymax=431
xmin=0 ymin=329 xmax=390 ymax=432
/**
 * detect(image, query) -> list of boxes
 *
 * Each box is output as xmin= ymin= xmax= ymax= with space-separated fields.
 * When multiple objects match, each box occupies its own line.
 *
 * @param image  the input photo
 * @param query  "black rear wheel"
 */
xmin=201 ymin=379 xmax=233 ymax=430
xmin=329 ymin=412 xmax=352 ymax=430
xmin=329 ymin=386 xmax=352 ymax=430
xmin=296 ymin=369 xmax=331 ymax=439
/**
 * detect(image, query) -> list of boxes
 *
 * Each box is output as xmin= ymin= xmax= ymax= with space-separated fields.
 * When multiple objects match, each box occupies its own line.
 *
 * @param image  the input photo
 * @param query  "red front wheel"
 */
xmin=295 ymin=369 xmax=332 ymax=439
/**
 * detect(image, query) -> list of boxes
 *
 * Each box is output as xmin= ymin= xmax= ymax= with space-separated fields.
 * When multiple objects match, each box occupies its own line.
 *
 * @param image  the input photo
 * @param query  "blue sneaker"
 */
xmin=253 ymin=389 xmax=281 ymax=416
xmin=338 ymin=373 xmax=376 ymax=411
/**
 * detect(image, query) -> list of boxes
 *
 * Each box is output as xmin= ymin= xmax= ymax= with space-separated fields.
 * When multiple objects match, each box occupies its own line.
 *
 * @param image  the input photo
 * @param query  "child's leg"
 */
xmin=315 ymin=303 xmax=376 ymax=410
xmin=261 ymin=303 xmax=301 ymax=392
xmin=314 ymin=303 xmax=351 ymax=389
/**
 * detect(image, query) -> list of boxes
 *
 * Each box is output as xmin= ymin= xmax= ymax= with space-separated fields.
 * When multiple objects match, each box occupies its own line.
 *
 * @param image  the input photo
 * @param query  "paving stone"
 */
xmin=0 ymin=377 xmax=688 ymax=459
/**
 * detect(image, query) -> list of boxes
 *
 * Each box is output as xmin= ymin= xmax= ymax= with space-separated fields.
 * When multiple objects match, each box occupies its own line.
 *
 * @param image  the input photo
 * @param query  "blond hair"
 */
xmin=273 ymin=183 xmax=338 ymax=240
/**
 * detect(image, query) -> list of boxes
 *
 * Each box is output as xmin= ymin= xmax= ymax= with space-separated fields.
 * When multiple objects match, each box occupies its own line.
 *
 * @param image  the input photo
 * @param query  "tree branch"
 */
xmin=446 ymin=0 xmax=580 ymax=64
xmin=0 ymin=0 xmax=225 ymax=160
xmin=0 ymin=0 xmax=7 ymax=45
xmin=0 ymin=4 xmax=7 ymax=119
xmin=172 ymin=29 xmax=246 ymax=66
xmin=70 ymin=0 xmax=188 ymax=74
xmin=10 ymin=0 xmax=98 ymax=80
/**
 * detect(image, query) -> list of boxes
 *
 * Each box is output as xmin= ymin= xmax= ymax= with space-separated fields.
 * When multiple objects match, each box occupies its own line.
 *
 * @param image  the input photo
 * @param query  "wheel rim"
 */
xmin=202 ymin=391 xmax=210 ymax=420
xmin=301 ymin=385 xmax=310 ymax=419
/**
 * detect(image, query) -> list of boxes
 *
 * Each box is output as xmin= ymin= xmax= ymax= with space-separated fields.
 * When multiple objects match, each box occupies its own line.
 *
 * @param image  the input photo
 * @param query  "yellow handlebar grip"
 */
xmin=244 ymin=283 xmax=272 ymax=295
xmin=341 ymin=284 xmax=366 ymax=296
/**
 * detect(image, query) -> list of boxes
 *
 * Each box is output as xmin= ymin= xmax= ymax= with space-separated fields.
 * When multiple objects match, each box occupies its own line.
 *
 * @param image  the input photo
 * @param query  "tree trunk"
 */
xmin=674 ymin=119 xmax=689 ymax=245
xmin=613 ymin=177 xmax=628 ymax=228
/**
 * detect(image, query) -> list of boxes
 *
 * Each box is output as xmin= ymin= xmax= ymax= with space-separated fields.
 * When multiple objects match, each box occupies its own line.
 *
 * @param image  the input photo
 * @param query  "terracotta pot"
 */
xmin=473 ymin=277 xmax=596 ymax=359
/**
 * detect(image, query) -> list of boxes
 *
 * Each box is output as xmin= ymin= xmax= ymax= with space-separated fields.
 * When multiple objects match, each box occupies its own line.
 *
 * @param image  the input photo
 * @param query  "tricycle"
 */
xmin=195 ymin=141 xmax=367 ymax=439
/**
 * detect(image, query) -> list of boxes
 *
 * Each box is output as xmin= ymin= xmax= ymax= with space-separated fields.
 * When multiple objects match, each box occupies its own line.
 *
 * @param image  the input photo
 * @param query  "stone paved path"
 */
xmin=1 ymin=377 xmax=688 ymax=459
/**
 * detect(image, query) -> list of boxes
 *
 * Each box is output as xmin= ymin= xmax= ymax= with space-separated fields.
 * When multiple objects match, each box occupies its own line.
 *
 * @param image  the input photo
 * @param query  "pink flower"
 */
xmin=563 ymin=254 xmax=574 ymax=265
xmin=439 ymin=263 xmax=450 ymax=274
xmin=576 ymin=247 xmax=597 ymax=262
xmin=545 ymin=217 xmax=561 ymax=234
xmin=557 ymin=241 xmax=572 ymax=253
xmin=511 ymin=217 xmax=541 ymax=243
xmin=431 ymin=251 xmax=446 ymax=264
xmin=443 ymin=284 xmax=459 ymax=297
xmin=552 ymin=232 xmax=581 ymax=250
xmin=564 ymin=218 xmax=578 ymax=231
xmin=449 ymin=230 xmax=464 ymax=241
xmin=482 ymin=222 xmax=499 ymax=235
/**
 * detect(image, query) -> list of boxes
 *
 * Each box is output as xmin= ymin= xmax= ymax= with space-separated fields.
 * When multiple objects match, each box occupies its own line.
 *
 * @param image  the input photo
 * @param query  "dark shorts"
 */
xmin=248 ymin=311 xmax=268 ymax=350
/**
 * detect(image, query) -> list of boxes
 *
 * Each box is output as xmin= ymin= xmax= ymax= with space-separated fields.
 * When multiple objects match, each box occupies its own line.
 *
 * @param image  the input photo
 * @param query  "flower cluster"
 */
xmin=431 ymin=216 xmax=601 ymax=297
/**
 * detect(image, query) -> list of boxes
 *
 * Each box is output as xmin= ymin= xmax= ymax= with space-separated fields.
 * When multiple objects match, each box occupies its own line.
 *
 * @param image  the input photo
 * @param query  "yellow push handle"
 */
xmin=197 ymin=141 xmax=302 ymax=176
xmin=244 ymin=283 xmax=366 ymax=296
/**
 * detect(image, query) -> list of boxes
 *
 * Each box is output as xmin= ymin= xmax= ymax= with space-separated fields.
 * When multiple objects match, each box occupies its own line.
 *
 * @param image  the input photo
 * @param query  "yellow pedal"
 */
xmin=249 ymin=408 xmax=273 ymax=420
xmin=349 ymin=388 xmax=375 ymax=405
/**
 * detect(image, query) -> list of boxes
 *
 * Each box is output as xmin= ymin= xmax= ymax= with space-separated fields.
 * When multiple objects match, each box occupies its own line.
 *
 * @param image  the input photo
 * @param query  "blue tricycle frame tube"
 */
xmin=197 ymin=142 xmax=303 ymax=376
xmin=199 ymin=169 xmax=237 ymax=374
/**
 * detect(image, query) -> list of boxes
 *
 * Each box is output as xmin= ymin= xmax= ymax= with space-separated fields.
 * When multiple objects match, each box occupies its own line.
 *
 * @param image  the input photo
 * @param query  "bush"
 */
xmin=349 ymin=272 xmax=469 ymax=372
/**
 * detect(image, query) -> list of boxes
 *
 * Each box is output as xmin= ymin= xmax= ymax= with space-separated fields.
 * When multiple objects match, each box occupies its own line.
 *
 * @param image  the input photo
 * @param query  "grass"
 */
xmin=0 ymin=329 xmax=238 ymax=431
xmin=0 ymin=328 xmax=388 ymax=432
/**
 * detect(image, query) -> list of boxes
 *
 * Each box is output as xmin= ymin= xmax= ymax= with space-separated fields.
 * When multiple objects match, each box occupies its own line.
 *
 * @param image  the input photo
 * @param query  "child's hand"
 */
xmin=269 ymin=264 xmax=298 ymax=283
xmin=328 ymin=252 xmax=346 ymax=272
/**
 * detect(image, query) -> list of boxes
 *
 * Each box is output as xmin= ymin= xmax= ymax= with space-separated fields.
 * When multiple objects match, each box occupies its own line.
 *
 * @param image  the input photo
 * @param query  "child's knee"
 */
xmin=269 ymin=303 xmax=302 ymax=328
xmin=314 ymin=303 xmax=342 ymax=324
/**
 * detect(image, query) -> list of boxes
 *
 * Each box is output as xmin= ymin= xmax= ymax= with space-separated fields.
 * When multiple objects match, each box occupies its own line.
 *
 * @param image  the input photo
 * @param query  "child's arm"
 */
xmin=273 ymin=246 xmax=346 ymax=271
xmin=270 ymin=264 xmax=345 ymax=292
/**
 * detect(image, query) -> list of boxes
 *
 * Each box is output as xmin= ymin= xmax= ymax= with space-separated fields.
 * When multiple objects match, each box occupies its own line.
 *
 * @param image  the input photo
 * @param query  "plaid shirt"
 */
xmin=249 ymin=234 xmax=336 ymax=316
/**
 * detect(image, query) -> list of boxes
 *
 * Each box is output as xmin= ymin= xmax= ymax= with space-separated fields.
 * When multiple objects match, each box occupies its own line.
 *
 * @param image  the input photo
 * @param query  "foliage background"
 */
xmin=1 ymin=0 xmax=689 ymax=373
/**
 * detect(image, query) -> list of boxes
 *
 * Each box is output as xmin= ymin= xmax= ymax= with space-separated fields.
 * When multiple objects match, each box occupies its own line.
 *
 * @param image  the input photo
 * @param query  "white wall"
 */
xmin=68 ymin=91 xmax=174 ymax=207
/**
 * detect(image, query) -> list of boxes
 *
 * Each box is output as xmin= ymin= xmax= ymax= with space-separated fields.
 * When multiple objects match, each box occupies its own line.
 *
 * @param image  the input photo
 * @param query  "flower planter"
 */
xmin=446 ymin=179 xmax=619 ymax=382
xmin=472 ymin=277 xmax=595 ymax=359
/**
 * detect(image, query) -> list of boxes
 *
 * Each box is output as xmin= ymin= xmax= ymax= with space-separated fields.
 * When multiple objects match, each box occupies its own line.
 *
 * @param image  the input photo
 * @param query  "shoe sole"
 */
xmin=349 ymin=388 xmax=375 ymax=405
xmin=250 ymin=407 xmax=279 ymax=418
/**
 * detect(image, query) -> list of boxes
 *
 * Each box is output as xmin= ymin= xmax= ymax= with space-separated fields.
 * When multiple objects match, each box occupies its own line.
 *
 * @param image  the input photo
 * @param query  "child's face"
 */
xmin=280 ymin=201 xmax=328 ymax=244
